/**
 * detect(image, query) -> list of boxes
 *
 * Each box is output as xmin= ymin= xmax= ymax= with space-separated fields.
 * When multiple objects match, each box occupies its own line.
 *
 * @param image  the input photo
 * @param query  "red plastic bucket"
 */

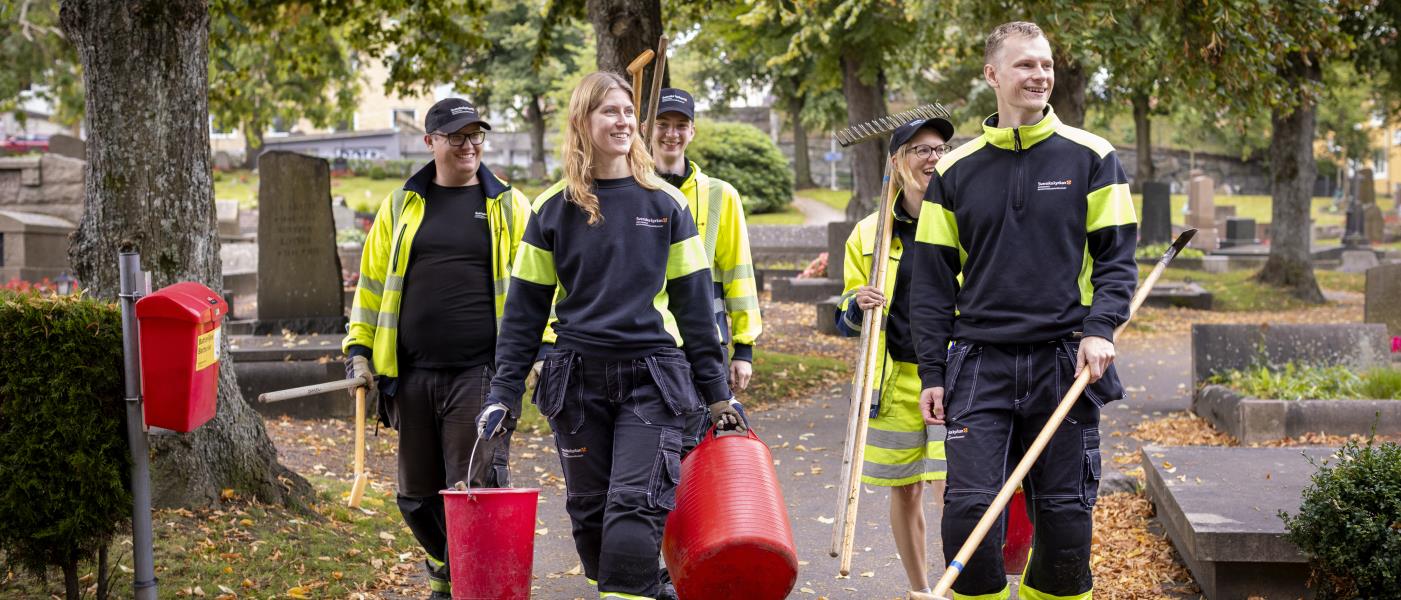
xmin=1002 ymin=488 xmax=1033 ymax=575
xmin=441 ymin=488 xmax=541 ymax=599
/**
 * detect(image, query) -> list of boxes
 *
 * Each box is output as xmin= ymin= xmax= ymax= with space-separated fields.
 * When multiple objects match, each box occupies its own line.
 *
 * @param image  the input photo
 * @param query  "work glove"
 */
xmin=708 ymin=398 xmax=748 ymax=432
xmin=476 ymin=397 xmax=512 ymax=440
xmin=346 ymin=355 xmax=376 ymax=392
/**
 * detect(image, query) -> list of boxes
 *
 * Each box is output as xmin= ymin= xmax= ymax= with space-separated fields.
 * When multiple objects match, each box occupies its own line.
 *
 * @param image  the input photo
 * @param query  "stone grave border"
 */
xmin=1194 ymin=385 xmax=1401 ymax=444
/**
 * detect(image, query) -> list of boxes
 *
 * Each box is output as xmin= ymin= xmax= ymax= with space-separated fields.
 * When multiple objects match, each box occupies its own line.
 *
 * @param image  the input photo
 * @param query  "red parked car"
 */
xmin=0 ymin=136 xmax=50 ymax=154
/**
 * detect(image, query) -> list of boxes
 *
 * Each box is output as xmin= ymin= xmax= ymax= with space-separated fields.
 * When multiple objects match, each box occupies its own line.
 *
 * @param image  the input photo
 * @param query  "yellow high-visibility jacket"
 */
xmin=835 ymin=202 xmax=909 ymax=394
xmin=342 ymin=162 xmax=530 ymax=378
xmin=543 ymin=161 xmax=762 ymax=361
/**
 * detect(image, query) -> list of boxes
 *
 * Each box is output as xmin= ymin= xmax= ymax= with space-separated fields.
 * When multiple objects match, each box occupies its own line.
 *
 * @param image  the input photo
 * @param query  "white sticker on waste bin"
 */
xmin=196 ymin=327 xmax=220 ymax=370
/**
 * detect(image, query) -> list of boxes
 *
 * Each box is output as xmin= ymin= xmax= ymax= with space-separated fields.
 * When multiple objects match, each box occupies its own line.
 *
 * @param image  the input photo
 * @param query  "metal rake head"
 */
xmin=834 ymin=103 xmax=951 ymax=148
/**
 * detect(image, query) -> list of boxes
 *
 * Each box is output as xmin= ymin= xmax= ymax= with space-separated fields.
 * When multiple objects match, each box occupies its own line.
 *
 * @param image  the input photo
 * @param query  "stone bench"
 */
xmin=1142 ymin=445 xmax=1332 ymax=599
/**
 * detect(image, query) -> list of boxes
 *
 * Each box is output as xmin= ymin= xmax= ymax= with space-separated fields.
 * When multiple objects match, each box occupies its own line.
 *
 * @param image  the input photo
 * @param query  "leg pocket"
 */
xmin=944 ymin=344 xmax=979 ymax=421
xmin=534 ymin=349 xmax=577 ymax=419
xmin=1081 ymin=427 xmax=1101 ymax=507
xmin=650 ymin=429 xmax=683 ymax=511
xmin=644 ymin=348 xmax=702 ymax=416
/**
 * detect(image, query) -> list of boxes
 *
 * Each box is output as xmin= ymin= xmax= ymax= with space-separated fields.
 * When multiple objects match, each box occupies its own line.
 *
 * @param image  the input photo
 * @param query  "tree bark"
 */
xmin=527 ymin=93 xmax=547 ymax=181
xmin=841 ymin=53 xmax=888 ymax=220
xmin=1049 ymin=56 xmax=1086 ymax=127
xmin=1131 ymin=91 xmax=1154 ymax=189
xmin=1255 ymin=56 xmax=1325 ymax=304
xmin=586 ymin=0 xmax=665 ymax=114
xmin=62 ymin=554 xmax=78 ymax=600
xmin=241 ymin=127 xmax=263 ymax=170
xmin=61 ymin=0 xmax=312 ymax=509
xmin=96 ymin=544 xmax=110 ymax=600
xmin=788 ymin=90 xmax=815 ymax=189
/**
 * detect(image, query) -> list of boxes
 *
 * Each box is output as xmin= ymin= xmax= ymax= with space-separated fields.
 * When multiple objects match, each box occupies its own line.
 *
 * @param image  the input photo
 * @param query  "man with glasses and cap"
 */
xmin=342 ymin=97 xmax=531 ymax=599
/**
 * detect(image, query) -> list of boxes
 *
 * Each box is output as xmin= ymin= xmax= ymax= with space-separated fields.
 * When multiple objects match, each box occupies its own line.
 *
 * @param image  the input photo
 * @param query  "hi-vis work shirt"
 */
xmin=489 ymin=176 xmax=730 ymax=413
xmin=908 ymin=106 xmax=1139 ymax=389
xmin=342 ymin=162 xmax=530 ymax=379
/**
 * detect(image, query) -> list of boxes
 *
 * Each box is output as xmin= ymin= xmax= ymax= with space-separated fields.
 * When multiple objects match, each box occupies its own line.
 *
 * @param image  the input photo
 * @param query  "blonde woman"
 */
xmin=835 ymin=117 xmax=954 ymax=597
xmin=478 ymin=71 xmax=744 ymax=600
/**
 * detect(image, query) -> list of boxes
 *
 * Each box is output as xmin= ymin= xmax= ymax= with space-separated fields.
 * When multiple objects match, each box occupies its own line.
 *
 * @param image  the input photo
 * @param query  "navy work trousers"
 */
xmin=939 ymin=339 xmax=1121 ymax=599
xmin=535 ymin=347 xmax=701 ymax=599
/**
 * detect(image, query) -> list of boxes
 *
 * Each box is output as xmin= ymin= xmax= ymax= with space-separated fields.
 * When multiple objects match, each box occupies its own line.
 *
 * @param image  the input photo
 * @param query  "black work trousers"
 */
xmin=391 ymin=363 xmax=513 ymax=572
xmin=939 ymin=339 xmax=1121 ymax=599
xmin=535 ymin=347 xmax=700 ymax=599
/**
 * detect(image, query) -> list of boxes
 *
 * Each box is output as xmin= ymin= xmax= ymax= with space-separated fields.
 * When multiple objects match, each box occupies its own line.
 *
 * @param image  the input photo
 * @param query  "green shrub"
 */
xmin=1207 ymin=363 xmax=1401 ymax=400
xmin=686 ymin=121 xmax=794 ymax=214
xmin=1282 ymin=439 xmax=1401 ymax=598
xmin=1135 ymin=241 xmax=1205 ymax=260
xmin=336 ymin=227 xmax=367 ymax=245
xmin=0 ymin=291 xmax=130 ymax=592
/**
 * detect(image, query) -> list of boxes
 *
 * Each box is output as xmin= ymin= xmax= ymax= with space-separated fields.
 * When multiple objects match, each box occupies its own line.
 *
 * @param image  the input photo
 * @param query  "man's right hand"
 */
xmin=347 ymin=355 xmax=376 ymax=392
xmin=920 ymin=387 xmax=945 ymax=425
xmin=525 ymin=360 xmax=544 ymax=389
xmin=854 ymin=285 xmax=886 ymax=310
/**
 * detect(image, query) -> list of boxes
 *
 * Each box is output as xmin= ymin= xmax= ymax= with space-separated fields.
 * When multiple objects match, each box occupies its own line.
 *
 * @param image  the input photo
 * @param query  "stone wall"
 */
xmin=0 ymin=154 xmax=86 ymax=225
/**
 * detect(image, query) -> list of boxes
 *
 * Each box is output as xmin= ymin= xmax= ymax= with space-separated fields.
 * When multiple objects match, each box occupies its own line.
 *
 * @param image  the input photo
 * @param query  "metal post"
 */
xmin=118 ymin=252 xmax=158 ymax=600
xmin=829 ymin=138 xmax=838 ymax=191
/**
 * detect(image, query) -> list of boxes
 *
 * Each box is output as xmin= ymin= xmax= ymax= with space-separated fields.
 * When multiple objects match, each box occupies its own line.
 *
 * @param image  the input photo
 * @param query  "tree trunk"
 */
xmin=841 ymin=53 xmax=888 ymax=220
xmin=1255 ymin=56 xmax=1325 ymax=304
xmin=1131 ymin=91 xmax=1154 ymax=189
xmin=586 ymin=0 xmax=665 ymax=114
xmin=788 ymin=90 xmax=815 ymax=189
xmin=1049 ymin=56 xmax=1086 ymax=127
xmin=61 ymin=0 xmax=313 ymax=509
xmin=62 ymin=554 xmax=78 ymax=600
xmin=527 ymin=93 xmax=547 ymax=181
xmin=241 ymin=128 xmax=263 ymax=170
xmin=96 ymin=544 xmax=110 ymax=600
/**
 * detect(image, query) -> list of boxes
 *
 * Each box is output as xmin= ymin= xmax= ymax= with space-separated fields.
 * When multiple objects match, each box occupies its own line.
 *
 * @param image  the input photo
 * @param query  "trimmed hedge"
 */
xmin=687 ymin=121 xmax=794 ymax=214
xmin=1283 ymin=439 xmax=1401 ymax=599
xmin=0 ymin=291 xmax=130 ymax=585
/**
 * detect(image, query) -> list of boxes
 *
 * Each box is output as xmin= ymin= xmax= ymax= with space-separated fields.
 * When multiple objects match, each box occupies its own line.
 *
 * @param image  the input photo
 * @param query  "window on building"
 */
xmin=1376 ymin=149 xmax=1389 ymax=177
xmin=209 ymin=116 xmax=235 ymax=139
xmin=333 ymin=115 xmax=354 ymax=133
xmin=1393 ymin=128 xmax=1401 ymax=146
xmin=268 ymin=116 xmax=291 ymax=137
xmin=392 ymin=108 xmax=416 ymax=130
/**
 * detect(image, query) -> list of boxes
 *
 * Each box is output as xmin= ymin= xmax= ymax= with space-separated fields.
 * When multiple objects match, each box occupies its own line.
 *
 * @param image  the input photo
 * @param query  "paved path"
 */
xmin=792 ymin=195 xmax=845 ymax=226
xmin=513 ymin=334 xmax=1194 ymax=599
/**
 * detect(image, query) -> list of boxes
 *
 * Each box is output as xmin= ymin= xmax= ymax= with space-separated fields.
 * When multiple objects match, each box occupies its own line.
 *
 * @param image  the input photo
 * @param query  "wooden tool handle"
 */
xmin=258 ymin=377 xmax=364 ymax=403
xmin=643 ymin=35 xmax=669 ymax=145
xmin=348 ymin=386 xmax=368 ymax=508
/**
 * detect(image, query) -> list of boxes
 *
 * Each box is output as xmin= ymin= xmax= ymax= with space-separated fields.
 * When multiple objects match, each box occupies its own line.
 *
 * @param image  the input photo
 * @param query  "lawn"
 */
xmin=797 ymin=187 xmax=852 ymax=212
xmin=0 ymin=478 xmax=426 ymax=599
xmin=214 ymin=169 xmax=555 ymax=214
xmin=1147 ymin=265 xmax=1365 ymax=311
xmin=1130 ymin=193 xmax=1398 ymax=229
xmin=747 ymin=204 xmax=806 ymax=225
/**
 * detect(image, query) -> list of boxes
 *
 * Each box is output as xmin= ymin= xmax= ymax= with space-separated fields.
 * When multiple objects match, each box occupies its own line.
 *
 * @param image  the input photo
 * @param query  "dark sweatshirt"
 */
xmin=489 ymin=176 xmax=730 ymax=413
xmin=908 ymin=107 xmax=1139 ymax=389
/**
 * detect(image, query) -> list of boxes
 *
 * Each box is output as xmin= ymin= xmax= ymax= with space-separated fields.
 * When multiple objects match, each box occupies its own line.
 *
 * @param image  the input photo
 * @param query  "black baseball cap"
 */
xmin=424 ymin=98 xmax=491 ymax=134
xmin=655 ymin=88 xmax=695 ymax=120
xmin=888 ymin=117 xmax=955 ymax=156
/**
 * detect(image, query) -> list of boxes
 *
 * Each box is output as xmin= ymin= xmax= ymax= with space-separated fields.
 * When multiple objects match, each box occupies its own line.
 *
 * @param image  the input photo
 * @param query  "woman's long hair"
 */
xmin=562 ymin=71 xmax=664 ymax=225
xmin=891 ymin=143 xmax=925 ymax=200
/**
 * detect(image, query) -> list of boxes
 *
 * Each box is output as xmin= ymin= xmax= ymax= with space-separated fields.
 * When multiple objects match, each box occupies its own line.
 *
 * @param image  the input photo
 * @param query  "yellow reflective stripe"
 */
xmin=600 ymin=593 xmax=655 ymax=600
xmin=666 ymin=237 xmax=708 ymax=280
xmin=351 ymin=307 xmax=379 ymax=326
xmin=725 ymin=295 xmax=759 ymax=311
xmin=1085 ymin=182 xmax=1136 ymax=232
xmin=718 ymin=263 xmax=754 ymax=283
xmin=953 ymin=586 xmax=1010 ymax=600
xmin=358 ymin=275 xmax=384 ymax=297
xmin=586 ymin=577 xmax=598 ymax=586
xmin=1077 ymin=244 xmax=1093 ymax=307
xmin=513 ymin=242 xmax=557 ymax=286
xmin=702 ymin=176 xmax=725 ymax=266
xmin=1018 ymin=583 xmax=1091 ymax=600
xmin=534 ymin=179 xmax=569 ymax=211
xmin=653 ymin=289 xmax=683 ymax=346
xmin=1056 ymin=123 xmax=1116 ymax=158
xmin=915 ymin=201 xmax=961 ymax=251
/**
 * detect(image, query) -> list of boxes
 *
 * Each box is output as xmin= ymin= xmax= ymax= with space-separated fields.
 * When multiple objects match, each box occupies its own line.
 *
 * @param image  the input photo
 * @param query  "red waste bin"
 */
xmin=135 ymin=282 xmax=226 ymax=432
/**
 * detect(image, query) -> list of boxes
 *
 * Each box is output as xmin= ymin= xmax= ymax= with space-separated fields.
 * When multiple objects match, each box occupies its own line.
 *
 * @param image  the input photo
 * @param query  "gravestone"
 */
xmin=1364 ymin=264 xmax=1401 ymax=337
xmin=1356 ymin=169 xmax=1385 ymax=245
xmin=1338 ymin=250 xmax=1380 ymax=273
xmin=827 ymin=220 xmax=857 ymax=284
xmin=256 ymin=151 xmax=345 ymax=334
xmin=1140 ymin=181 xmax=1171 ymax=244
xmin=47 ymin=134 xmax=86 ymax=161
xmin=216 ymin=200 xmax=241 ymax=238
xmin=0 ymin=209 xmax=76 ymax=282
xmin=1191 ymin=323 xmax=1391 ymax=387
xmin=1221 ymin=217 xmax=1256 ymax=248
xmin=332 ymin=198 xmax=354 ymax=232
xmin=1186 ymin=175 xmax=1218 ymax=250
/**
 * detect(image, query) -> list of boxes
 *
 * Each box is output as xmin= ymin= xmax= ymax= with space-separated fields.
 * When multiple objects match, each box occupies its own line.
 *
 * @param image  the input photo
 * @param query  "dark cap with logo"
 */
xmin=888 ymin=117 xmax=955 ymax=156
xmin=655 ymin=88 xmax=695 ymax=120
xmin=425 ymin=98 xmax=491 ymax=134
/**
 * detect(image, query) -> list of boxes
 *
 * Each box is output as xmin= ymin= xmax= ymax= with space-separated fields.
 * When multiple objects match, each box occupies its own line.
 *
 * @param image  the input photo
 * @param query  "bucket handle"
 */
xmin=705 ymin=423 xmax=760 ymax=444
xmin=457 ymin=434 xmax=507 ymax=498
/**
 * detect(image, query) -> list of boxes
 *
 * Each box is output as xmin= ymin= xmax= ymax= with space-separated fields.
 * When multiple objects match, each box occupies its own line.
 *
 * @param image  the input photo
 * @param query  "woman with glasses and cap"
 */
xmin=834 ymin=116 xmax=955 ymax=597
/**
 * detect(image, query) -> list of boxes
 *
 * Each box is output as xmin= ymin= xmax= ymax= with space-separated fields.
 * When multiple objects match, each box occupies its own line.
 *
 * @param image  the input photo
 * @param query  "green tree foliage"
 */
xmin=0 ymin=291 xmax=129 ymax=599
xmin=0 ymin=0 xmax=81 ymax=125
xmin=687 ymin=121 xmax=793 ymax=214
xmin=1283 ymin=439 xmax=1401 ymax=599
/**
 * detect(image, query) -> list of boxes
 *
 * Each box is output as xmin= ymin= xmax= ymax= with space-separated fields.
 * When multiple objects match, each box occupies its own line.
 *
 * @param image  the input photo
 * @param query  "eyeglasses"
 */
xmin=433 ymin=131 xmax=487 ymax=147
xmin=909 ymin=143 xmax=954 ymax=160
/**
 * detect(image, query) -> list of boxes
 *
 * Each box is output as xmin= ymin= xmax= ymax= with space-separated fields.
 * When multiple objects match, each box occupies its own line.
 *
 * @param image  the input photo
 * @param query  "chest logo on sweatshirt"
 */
xmin=635 ymin=216 xmax=669 ymax=228
xmin=1036 ymin=179 xmax=1072 ymax=192
xmin=474 ymin=211 xmax=487 ymax=220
